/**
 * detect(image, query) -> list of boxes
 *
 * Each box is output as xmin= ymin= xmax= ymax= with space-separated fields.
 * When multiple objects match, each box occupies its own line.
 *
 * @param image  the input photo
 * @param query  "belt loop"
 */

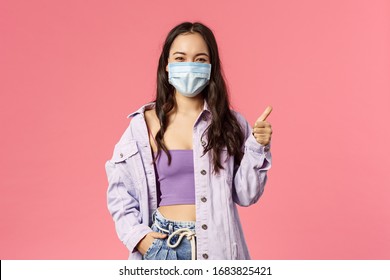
xmin=168 ymin=222 xmax=173 ymax=234
xmin=152 ymin=209 xmax=157 ymax=223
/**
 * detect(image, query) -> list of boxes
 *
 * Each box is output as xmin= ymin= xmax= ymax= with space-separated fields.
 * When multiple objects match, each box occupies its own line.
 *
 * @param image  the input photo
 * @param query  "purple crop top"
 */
xmin=148 ymin=127 xmax=196 ymax=206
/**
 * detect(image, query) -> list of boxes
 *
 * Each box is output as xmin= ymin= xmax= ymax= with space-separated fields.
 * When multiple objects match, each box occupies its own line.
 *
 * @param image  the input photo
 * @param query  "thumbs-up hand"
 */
xmin=253 ymin=106 xmax=273 ymax=146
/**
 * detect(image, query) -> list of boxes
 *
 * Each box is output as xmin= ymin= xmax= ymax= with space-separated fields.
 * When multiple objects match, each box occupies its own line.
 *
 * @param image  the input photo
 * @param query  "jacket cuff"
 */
xmin=246 ymin=132 xmax=271 ymax=154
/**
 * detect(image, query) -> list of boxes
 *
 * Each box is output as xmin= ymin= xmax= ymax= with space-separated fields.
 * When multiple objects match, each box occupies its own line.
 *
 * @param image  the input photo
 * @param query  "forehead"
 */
xmin=170 ymin=32 xmax=209 ymax=54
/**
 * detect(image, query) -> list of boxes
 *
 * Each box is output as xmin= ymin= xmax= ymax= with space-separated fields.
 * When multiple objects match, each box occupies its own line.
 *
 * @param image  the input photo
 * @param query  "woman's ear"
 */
xmin=165 ymin=64 xmax=168 ymax=72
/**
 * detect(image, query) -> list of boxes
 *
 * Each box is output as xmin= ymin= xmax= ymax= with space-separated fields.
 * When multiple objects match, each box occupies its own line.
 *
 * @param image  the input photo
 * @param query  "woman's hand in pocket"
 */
xmin=136 ymin=231 xmax=167 ymax=255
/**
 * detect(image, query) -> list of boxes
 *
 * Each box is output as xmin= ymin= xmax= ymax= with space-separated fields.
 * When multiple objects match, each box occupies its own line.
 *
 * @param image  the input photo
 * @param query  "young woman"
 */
xmin=105 ymin=22 xmax=273 ymax=260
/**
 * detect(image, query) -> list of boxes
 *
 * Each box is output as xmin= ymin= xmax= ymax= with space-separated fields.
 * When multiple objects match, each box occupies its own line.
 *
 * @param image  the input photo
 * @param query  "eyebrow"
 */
xmin=172 ymin=51 xmax=209 ymax=57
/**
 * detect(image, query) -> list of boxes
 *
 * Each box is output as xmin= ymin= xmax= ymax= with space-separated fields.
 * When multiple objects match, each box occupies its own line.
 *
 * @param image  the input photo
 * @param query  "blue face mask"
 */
xmin=168 ymin=62 xmax=212 ymax=97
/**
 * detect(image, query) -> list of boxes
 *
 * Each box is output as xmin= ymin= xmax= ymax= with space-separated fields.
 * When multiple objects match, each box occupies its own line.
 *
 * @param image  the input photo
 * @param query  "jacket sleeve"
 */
xmin=231 ymin=111 xmax=272 ymax=207
xmin=105 ymin=124 xmax=153 ymax=254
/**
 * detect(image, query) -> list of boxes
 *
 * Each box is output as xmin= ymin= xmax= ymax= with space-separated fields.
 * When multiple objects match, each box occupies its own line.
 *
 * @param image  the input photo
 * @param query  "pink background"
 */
xmin=1 ymin=0 xmax=389 ymax=259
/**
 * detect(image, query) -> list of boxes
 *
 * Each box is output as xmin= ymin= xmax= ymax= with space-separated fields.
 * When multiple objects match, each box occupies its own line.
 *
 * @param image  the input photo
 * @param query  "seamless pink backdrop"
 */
xmin=1 ymin=0 xmax=389 ymax=259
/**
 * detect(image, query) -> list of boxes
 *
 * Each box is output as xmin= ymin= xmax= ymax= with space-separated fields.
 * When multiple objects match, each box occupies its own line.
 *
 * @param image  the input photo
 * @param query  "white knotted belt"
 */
xmin=155 ymin=222 xmax=197 ymax=260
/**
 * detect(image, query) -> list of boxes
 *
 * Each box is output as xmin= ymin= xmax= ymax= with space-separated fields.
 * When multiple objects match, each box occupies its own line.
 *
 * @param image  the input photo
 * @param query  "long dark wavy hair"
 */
xmin=151 ymin=21 xmax=245 ymax=175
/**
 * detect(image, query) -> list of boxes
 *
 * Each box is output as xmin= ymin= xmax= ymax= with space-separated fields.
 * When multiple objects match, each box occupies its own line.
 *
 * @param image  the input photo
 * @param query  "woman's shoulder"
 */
xmin=144 ymin=107 xmax=157 ymax=122
xmin=126 ymin=101 xmax=156 ymax=128
xmin=115 ymin=103 xmax=151 ymax=144
xmin=127 ymin=101 xmax=156 ymax=119
xmin=229 ymin=109 xmax=251 ymax=137
xmin=230 ymin=109 xmax=248 ymax=125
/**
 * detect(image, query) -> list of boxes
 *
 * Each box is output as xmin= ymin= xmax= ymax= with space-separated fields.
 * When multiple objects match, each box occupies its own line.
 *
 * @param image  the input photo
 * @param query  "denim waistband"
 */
xmin=152 ymin=208 xmax=196 ymax=232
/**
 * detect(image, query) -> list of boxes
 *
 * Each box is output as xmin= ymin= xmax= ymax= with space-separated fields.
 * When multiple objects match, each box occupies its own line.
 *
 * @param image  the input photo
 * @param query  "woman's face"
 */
xmin=166 ymin=32 xmax=210 ymax=71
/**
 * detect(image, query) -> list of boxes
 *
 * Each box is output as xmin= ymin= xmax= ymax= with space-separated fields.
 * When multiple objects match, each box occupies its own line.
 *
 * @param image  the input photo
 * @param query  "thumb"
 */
xmin=149 ymin=231 xmax=168 ymax=239
xmin=256 ymin=105 xmax=273 ymax=123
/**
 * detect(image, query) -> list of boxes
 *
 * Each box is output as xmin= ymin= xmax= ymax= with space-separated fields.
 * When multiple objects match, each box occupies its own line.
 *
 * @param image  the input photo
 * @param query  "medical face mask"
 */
xmin=168 ymin=62 xmax=212 ymax=97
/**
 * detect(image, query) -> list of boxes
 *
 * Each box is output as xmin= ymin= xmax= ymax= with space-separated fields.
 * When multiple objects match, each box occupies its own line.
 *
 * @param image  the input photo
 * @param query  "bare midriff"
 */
xmin=158 ymin=204 xmax=196 ymax=221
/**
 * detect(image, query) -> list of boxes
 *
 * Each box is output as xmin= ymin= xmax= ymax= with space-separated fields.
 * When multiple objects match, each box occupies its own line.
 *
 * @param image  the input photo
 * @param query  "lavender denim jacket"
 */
xmin=105 ymin=100 xmax=272 ymax=260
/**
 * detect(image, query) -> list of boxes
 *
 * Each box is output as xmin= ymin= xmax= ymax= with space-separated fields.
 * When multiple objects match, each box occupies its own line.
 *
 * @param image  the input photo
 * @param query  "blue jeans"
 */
xmin=142 ymin=209 xmax=196 ymax=260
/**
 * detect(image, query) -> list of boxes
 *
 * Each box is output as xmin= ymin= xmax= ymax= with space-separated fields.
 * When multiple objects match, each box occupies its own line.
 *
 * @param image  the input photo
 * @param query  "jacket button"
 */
xmin=119 ymin=153 xmax=123 ymax=158
xmin=201 ymin=170 xmax=207 ymax=175
xmin=202 ymin=224 xmax=208 ymax=230
xmin=201 ymin=197 xmax=207 ymax=203
xmin=202 ymin=253 xmax=209 ymax=259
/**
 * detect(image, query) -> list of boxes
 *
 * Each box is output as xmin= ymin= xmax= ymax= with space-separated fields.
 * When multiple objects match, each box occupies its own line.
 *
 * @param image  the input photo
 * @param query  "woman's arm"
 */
xmin=105 ymin=126 xmax=153 ymax=255
xmin=231 ymin=111 xmax=272 ymax=207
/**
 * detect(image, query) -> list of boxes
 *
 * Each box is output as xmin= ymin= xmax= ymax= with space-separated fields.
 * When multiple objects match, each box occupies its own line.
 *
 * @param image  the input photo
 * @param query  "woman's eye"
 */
xmin=197 ymin=58 xmax=207 ymax=62
xmin=175 ymin=57 xmax=184 ymax=61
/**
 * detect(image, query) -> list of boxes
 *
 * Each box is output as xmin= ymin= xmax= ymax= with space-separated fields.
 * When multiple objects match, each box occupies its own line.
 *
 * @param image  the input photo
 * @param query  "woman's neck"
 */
xmin=173 ymin=92 xmax=204 ymax=117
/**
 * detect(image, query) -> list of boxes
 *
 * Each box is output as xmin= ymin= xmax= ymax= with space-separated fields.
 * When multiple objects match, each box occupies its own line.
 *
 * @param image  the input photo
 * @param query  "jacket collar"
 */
xmin=127 ymin=101 xmax=155 ymax=119
xmin=127 ymin=99 xmax=212 ymax=119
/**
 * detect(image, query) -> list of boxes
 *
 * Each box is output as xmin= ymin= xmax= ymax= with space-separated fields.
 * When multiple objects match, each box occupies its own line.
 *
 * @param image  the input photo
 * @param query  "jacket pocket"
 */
xmin=110 ymin=140 xmax=145 ymax=187
xmin=111 ymin=140 xmax=139 ymax=163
